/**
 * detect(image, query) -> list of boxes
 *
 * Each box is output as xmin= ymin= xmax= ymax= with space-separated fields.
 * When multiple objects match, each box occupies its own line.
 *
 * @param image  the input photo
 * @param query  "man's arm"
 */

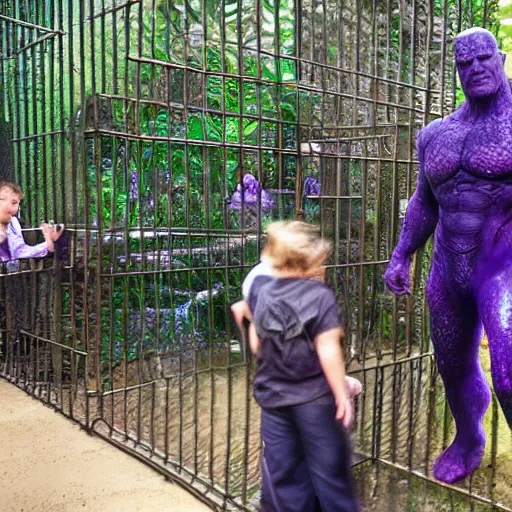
xmin=8 ymin=217 xmax=49 ymax=260
xmin=8 ymin=219 xmax=65 ymax=260
xmin=384 ymin=125 xmax=439 ymax=294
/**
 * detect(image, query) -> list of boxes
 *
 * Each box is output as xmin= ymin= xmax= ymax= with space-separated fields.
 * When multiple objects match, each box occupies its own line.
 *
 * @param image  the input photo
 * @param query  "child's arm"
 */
xmin=315 ymin=327 xmax=353 ymax=429
xmin=231 ymin=299 xmax=261 ymax=356
xmin=248 ymin=322 xmax=261 ymax=356
xmin=230 ymin=299 xmax=252 ymax=330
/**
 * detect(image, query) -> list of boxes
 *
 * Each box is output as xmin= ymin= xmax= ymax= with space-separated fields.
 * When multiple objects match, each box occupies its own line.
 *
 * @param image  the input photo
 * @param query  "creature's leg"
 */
xmin=477 ymin=266 xmax=512 ymax=429
xmin=427 ymin=265 xmax=491 ymax=483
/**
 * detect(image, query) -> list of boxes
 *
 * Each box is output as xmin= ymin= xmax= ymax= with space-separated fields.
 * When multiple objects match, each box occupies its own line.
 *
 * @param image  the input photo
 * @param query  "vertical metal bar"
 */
xmin=489 ymin=392 xmax=499 ymax=501
xmin=452 ymin=0 xmax=463 ymax=112
xmin=100 ymin=0 xmax=106 ymax=94
xmin=107 ymin=3 xmax=117 ymax=432
xmin=21 ymin=2 xmax=31 ymax=214
xmin=78 ymin=0 xmax=91 ymax=428
xmin=178 ymin=349 xmax=184 ymax=469
xmin=57 ymin=0 xmax=66 ymax=224
xmin=40 ymin=0 xmax=49 ymax=221
xmin=135 ymin=0 xmax=144 ymax=450
xmin=483 ymin=0 xmax=488 ymax=29
xmin=68 ymin=0 xmax=77 ymax=226
xmin=112 ymin=0 xmax=119 ymax=95
xmin=30 ymin=2 xmax=39 ymax=223
xmin=274 ymin=0 xmax=283 ymax=217
xmin=440 ymin=0 xmax=448 ymax=118
xmin=220 ymin=0 xmax=234 ymax=500
xmin=122 ymin=0 xmax=132 ymax=442
xmin=293 ymin=0 xmax=303 ymax=220
xmin=385 ymin=0 xmax=392 ymax=123
xmin=89 ymin=0 xmax=104 ymax=421
xmin=164 ymin=377 xmax=170 ymax=464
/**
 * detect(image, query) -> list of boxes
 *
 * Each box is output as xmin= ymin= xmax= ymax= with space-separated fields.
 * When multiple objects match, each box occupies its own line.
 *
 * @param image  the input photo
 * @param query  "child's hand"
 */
xmin=345 ymin=376 xmax=363 ymax=399
xmin=231 ymin=300 xmax=251 ymax=330
xmin=335 ymin=394 xmax=354 ymax=430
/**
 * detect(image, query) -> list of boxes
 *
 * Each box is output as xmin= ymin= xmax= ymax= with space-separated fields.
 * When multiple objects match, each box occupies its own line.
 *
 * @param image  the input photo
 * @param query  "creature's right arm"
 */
xmin=385 ymin=124 xmax=439 ymax=294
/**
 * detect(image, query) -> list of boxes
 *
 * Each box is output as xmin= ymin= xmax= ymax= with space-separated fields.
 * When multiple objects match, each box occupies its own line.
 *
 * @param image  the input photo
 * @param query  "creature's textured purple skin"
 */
xmin=384 ymin=27 xmax=512 ymax=484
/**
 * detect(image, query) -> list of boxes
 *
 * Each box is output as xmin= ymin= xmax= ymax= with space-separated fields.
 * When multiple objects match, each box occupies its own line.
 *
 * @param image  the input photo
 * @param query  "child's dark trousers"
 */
xmin=260 ymin=399 xmax=358 ymax=512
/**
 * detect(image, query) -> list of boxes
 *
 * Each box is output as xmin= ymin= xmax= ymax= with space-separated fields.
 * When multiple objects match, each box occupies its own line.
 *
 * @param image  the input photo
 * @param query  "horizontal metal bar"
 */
xmin=352 ymin=351 xmax=435 ymax=373
xmin=20 ymin=330 xmax=88 ymax=356
xmin=376 ymin=458 xmax=512 ymax=512
xmin=0 ymin=14 xmax=65 ymax=35
xmin=306 ymin=195 xmax=363 ymax=199
xmin=100 ymin=259 xmax=391 ymax=278
xmin=128 ymin=55 xmax=427 ymax=114
xmin=236 ymin=44 xmax=433 ymax=93
xmin=86 ymin=0 xmax=141 ymax=21
xmin=98 ymin=93 xmax=300 ymax=127
xmin=92 ymin=363 xmax=255 ymax=398
xmin=86 ymin=127 xmax=299 ymax=153
xmin=12 ymin=130 xmax=66 ymax=142
xmin=85 ymin=128 xmax=419 ymax=164
xmin=0 ymin=267 xmax=57 ymax=278
xmin=5 ymin=32 xmax=58 ymax=60
xmin=307 ymin=135 xmax=393 ymax=143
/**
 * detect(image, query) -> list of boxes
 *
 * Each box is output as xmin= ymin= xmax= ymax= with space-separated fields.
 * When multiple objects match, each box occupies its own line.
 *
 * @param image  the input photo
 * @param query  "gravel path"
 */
xmin=0 ymin=379 xmax=209 ymax=512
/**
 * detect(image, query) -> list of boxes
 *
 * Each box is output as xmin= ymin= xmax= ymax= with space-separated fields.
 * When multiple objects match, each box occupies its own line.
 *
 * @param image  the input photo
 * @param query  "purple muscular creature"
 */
xmin=384 ymin=27 xmax=512 ymax=484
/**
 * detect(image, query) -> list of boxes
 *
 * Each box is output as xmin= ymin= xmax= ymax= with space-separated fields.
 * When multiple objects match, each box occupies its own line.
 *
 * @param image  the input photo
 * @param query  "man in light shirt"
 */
xmin=0 ymin=181 xmax=64 ymax=262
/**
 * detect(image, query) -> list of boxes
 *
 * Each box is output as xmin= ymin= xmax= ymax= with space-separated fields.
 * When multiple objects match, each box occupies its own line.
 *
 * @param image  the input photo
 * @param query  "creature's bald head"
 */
xmin=454 ymin=28 xmax=506 ymax=99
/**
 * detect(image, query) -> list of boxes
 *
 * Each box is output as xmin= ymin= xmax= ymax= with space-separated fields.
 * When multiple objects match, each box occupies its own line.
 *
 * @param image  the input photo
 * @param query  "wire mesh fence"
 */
xmin=0 ymin=0 xmax=510 ymax=511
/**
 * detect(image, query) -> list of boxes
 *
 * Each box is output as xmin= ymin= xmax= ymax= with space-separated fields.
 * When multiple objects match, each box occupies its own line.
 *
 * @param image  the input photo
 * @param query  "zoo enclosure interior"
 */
xmin=0 ymin=0 xmax=510 ymax=511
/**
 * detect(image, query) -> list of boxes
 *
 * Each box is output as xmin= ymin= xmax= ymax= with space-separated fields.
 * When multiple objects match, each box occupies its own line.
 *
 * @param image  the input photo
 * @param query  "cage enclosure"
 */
xmin=1 ymin=1 xmax=511 ymax=511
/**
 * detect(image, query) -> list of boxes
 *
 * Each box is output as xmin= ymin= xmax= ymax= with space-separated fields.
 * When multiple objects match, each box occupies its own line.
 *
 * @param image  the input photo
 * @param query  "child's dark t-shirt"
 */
xmin=247 ymin=276 xmax=343 ymax=409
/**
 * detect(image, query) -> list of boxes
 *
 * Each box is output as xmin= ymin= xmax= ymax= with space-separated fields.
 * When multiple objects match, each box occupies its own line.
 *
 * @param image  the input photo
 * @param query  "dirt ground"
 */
xmin=0 ymin=379 xmax=209 ymax=512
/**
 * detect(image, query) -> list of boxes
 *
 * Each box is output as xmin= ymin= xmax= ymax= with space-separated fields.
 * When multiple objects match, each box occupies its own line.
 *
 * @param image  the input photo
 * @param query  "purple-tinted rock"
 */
xmin=229 ymin=174 xmax=275 ymax=211
xmin=129 ymin=171 xmax=138 ymax=200
xmin=304 ymin=176 xmax=320 ymax=196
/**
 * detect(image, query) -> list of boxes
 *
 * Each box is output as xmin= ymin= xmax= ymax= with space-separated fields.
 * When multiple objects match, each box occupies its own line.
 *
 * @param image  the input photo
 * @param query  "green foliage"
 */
xmin=84 ymin=0 xmax=305 ymax=233
xmin=499 ymin=1 xmax=512 ymax=52
xmin=78 ymin=0 xmax=501 ymax=369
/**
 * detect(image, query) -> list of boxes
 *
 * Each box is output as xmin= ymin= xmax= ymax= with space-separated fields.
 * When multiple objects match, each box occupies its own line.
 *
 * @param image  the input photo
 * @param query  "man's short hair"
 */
xmin=0 ymin=181 xmax=24 ymax=199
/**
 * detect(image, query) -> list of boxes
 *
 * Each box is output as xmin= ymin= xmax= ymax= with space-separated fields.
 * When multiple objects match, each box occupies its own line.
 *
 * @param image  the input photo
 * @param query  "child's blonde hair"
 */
xmin=261 ymin=221 xmax=331 ymax=276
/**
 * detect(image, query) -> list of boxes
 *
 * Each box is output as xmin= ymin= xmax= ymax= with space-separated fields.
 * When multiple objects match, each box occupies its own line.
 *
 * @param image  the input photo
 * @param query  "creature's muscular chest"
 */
xmin=424 ymin=119 xmax=512 ymax=187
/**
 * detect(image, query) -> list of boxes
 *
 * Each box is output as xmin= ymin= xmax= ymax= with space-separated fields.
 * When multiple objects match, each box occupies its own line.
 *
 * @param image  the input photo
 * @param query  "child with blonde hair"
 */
xmin=232 ymin=221 xmax=360 ymax=512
